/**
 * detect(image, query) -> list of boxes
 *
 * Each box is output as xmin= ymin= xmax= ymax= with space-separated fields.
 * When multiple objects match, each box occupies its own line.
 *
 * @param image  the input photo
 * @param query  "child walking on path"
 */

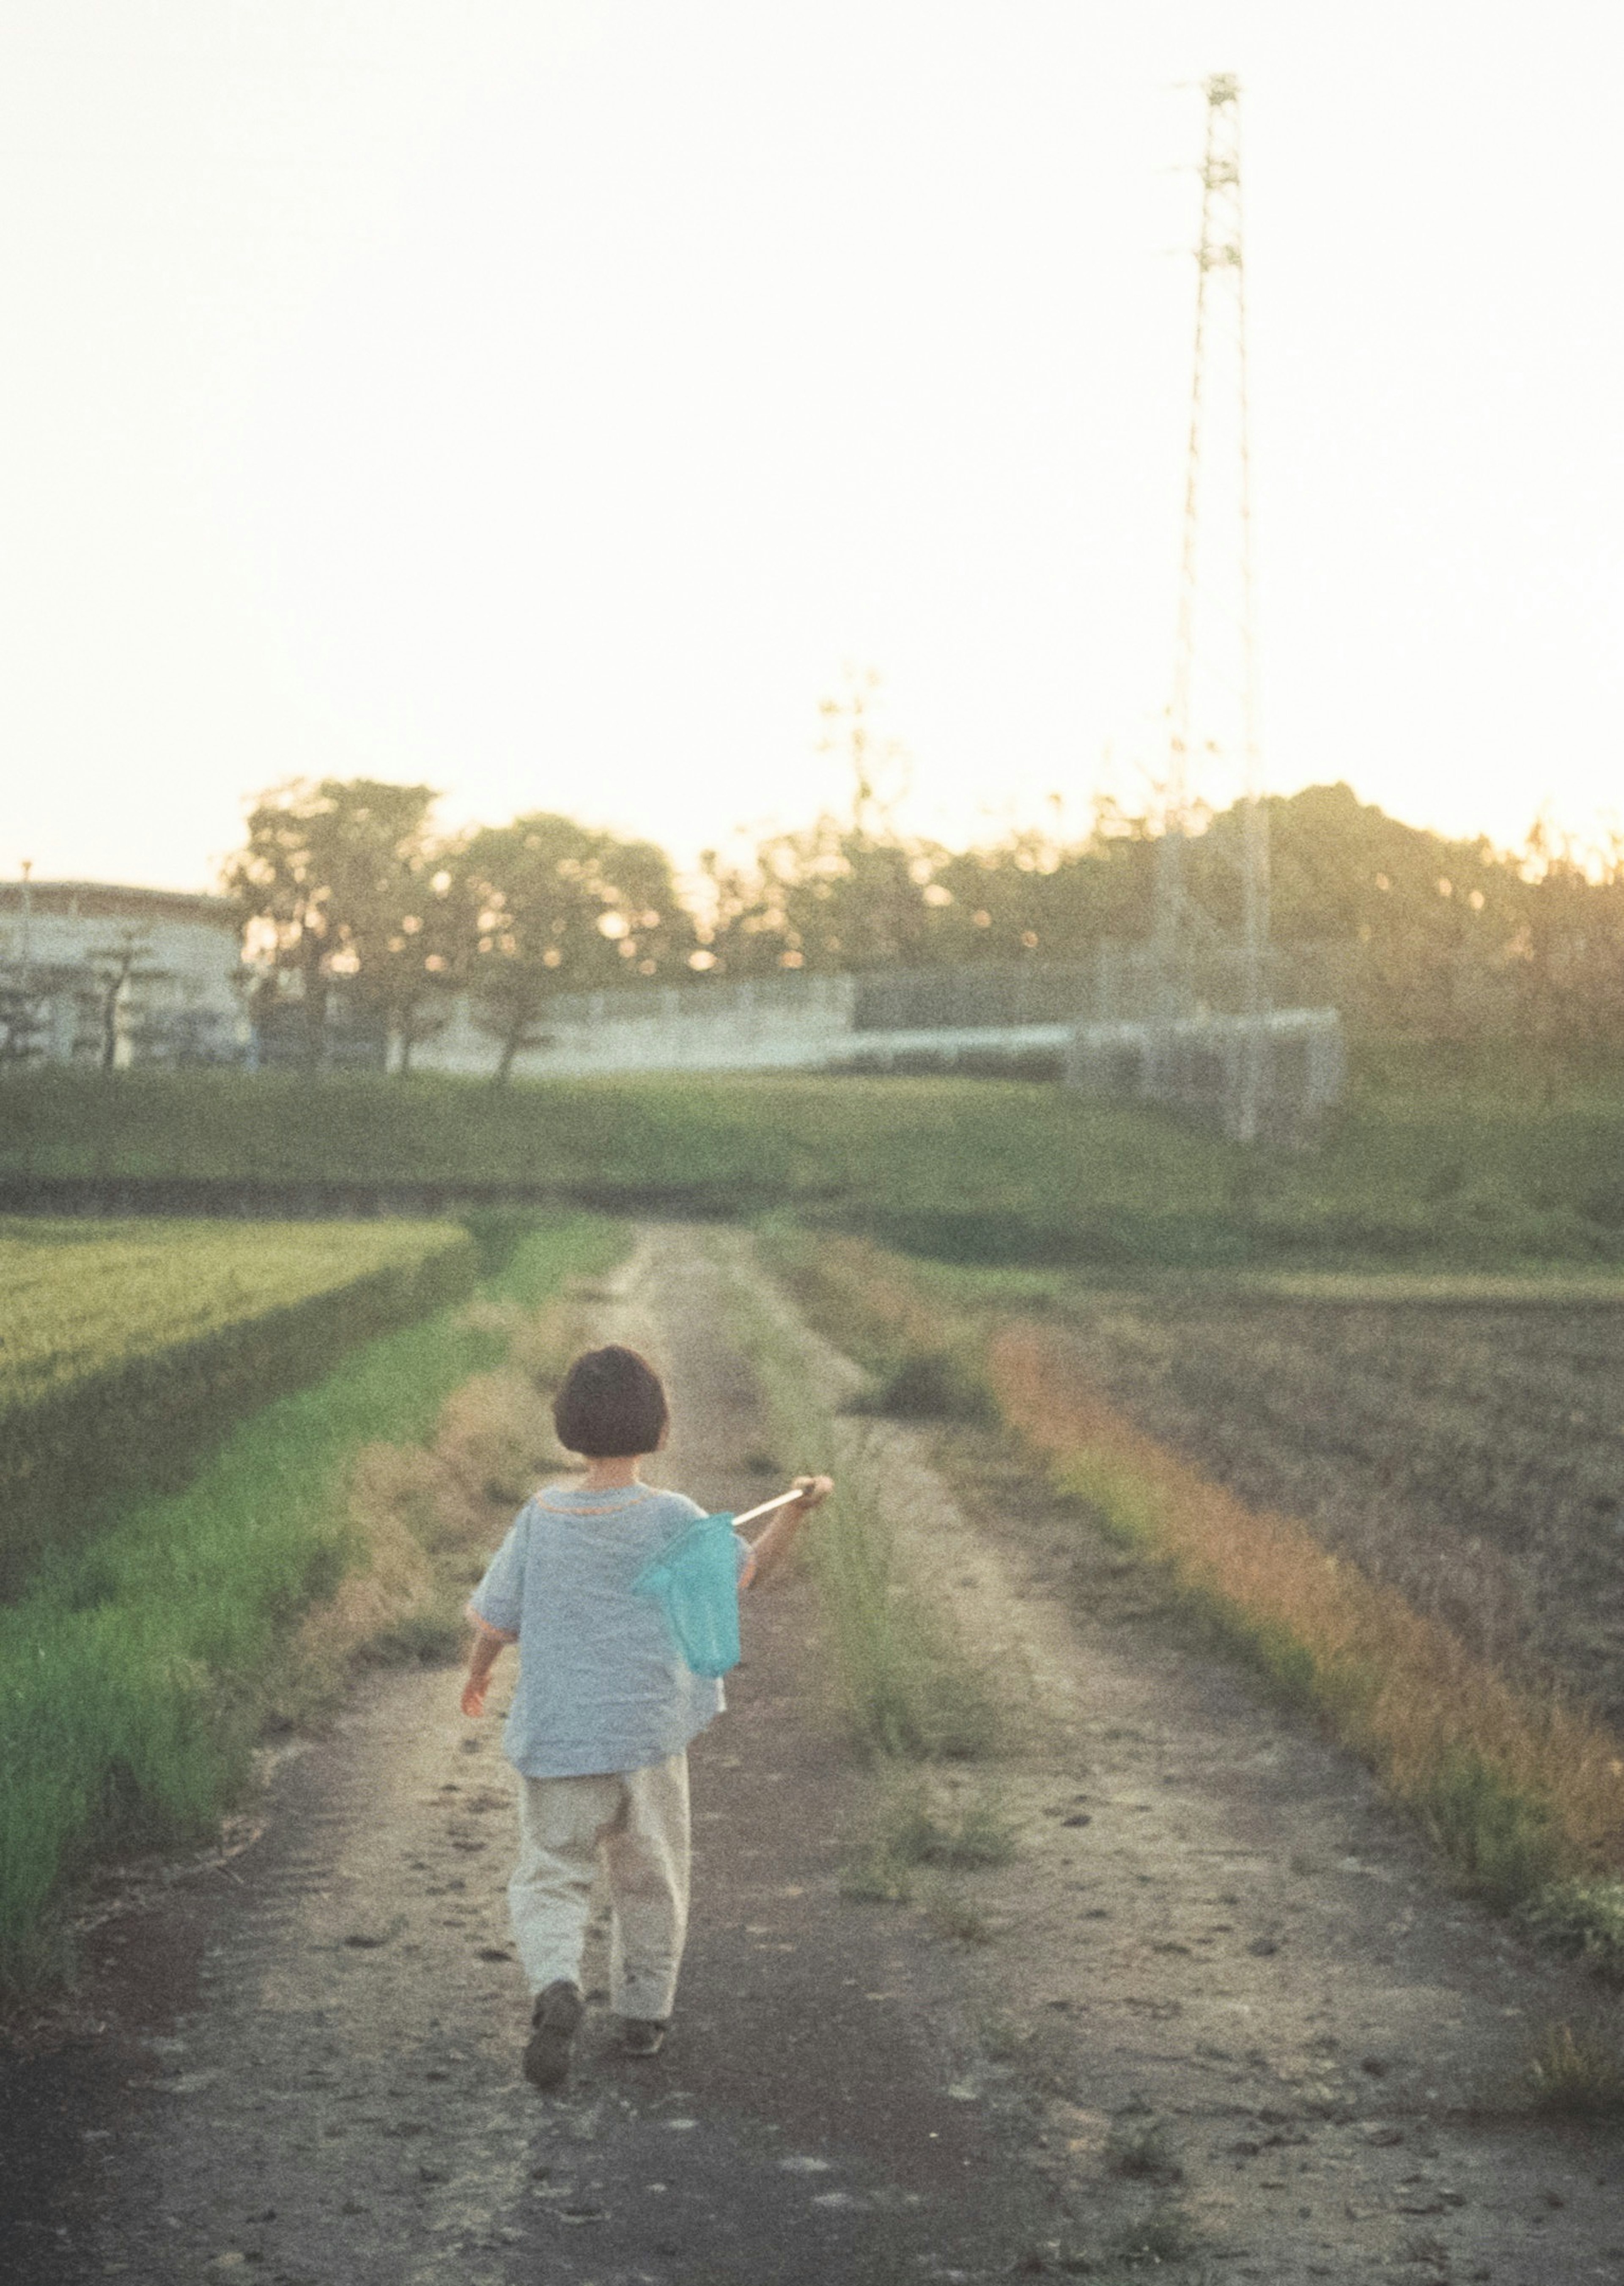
xmin=460 ymin=1343 xmax=831 ymax=2091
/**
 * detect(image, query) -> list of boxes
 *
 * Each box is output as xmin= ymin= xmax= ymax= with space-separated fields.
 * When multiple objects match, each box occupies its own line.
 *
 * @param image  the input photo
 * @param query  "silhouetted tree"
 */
xmin=463 ymin=815 xmax=697 ymax=1081
xmin=225 ymin=778 xmax=441 ymax=1067
xmin=82 ymin=931 xmax=169 ymax=1070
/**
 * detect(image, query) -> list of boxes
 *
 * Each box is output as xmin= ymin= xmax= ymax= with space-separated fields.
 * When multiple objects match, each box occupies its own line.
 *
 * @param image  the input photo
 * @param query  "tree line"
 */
xmin=228 ymin=750 xmax=1624 ymax=1075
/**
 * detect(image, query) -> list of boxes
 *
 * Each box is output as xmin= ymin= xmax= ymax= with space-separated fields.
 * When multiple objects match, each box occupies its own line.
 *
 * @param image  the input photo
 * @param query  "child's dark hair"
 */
xmin=552 ymin=1345 xmax=669 ymax=1459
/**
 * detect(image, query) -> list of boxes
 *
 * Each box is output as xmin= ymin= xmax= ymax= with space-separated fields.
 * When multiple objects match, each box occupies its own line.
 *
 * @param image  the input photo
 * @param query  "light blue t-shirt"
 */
xmin=468 ymin=1483 xmax=750 ymax=1780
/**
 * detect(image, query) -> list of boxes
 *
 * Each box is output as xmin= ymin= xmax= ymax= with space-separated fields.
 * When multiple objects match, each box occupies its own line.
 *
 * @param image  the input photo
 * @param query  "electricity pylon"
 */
xmin=1155 ymin=72 xmax=1271 ymax=1139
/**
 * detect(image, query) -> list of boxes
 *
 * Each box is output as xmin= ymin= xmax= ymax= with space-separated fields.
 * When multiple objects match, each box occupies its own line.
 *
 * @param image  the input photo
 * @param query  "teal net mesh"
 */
xmin=633 ymin=1513 xmax=742 ymax=1679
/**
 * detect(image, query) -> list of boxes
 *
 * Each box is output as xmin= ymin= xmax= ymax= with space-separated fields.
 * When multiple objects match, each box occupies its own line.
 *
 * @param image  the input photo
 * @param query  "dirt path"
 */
xmin=4 ymin=1224 xmax=1624 ymax=2283
xmin=0 ymin=1229 xmax=1055 ymax=2286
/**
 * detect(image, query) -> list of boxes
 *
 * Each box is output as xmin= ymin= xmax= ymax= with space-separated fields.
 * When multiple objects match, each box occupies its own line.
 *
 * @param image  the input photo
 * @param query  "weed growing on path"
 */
xmin=970 ymin=2007 xmax=1080 ymax=2098
xmin=1103 ymin=2115 xmax=1184 ymax=2184
xmin=765 ymin=1229 xmax=986 ymax=1397
xmin=919 ymin=1875 xmax=992 ymax=1943
xmin=1105 ymin=2202 xmax=1203 ymax=2269
xmin=844 ymin=1348 xmax=996 ymax=1425
xmin=839 ymin=1847 xmax=916 ymax=1903
xmin=842 ymin=1778 xmax=1017 ymax=1905
xmin=875 ymin=1782 xmax=1016 ymax=1869
xmin=917 ymin=1794 xmax=1017 ymax=1867
xmin=804 ymin=1422 xmax=997 ymax=1762
xmin=1525 ymin=2021 xmax=1624 ymax=2115
xmin=1527 ymin=1878 xmax=1624 ymax=1983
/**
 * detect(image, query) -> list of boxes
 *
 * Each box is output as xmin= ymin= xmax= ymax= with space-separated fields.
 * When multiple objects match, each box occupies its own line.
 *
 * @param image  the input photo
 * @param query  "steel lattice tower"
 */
xmin=1156 ymin=72 xmax=1271 ymax=1139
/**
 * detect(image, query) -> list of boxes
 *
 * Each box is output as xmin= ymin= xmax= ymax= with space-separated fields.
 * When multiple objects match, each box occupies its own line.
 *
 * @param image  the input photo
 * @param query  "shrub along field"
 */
xmin=3 ymin=1044 xmax=1624 ymax=1268
xmin=0 ymin=1214 xmax=621 ymax=1988
xmin=0 ymin=1218 xmax=479 ymax=1594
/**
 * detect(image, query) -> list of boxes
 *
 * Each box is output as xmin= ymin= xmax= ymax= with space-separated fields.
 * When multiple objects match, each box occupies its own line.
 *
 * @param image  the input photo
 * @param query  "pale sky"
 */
xmin=1 ymin=0 xmax=1619 ymax=894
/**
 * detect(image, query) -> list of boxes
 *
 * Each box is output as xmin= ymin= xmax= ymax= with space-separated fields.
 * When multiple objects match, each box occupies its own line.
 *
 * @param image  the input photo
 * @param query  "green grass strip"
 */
xmin=10 ymin=1055 xmax=1624 ymax=1273
xmin=0 ymin=1215 xmax=623 ymax=1989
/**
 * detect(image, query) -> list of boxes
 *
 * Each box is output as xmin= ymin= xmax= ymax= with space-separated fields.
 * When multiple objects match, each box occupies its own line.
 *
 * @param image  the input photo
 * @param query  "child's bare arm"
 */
xmin=743 ymin=1475 xmax=833 ymax=1590
xmin=461 ymin=1619 xmax=511 ymax=1716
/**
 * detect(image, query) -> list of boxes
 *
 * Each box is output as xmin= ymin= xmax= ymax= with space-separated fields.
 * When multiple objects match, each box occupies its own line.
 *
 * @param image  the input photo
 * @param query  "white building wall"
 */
xmin=410 ymin=976 xmax=862 ymax=1080
xmin=0 ymin=886 xmax=248 ymax=1064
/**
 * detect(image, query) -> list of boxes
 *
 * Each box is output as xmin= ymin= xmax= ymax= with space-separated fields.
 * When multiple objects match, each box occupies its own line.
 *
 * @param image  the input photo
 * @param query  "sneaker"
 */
xmin=619 ymin=2017 xmax=667 ymax=2057
xmin=523 ymin=1979 xmax=584 ymax=2091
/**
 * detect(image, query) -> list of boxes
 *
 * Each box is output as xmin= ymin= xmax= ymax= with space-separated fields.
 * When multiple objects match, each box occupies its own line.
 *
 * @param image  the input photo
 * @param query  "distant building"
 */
xmin=0 ymin=880 xmax=249 ymax=1066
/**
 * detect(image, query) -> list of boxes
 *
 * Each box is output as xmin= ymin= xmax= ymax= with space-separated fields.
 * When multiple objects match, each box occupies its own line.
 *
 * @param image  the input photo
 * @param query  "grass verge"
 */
xmin=0 ymin=1215 xmax=623 ymax=1991
xmin=10 ymin=1048 xmax=1624 ymax=1272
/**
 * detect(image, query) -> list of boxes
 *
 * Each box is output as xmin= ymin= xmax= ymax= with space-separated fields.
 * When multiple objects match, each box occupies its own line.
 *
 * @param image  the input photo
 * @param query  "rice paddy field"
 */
xmin=0 ymin=1217 xmax=472 ymax=1409
xmin=0 ymin=1217 xmax=479 ymax=1592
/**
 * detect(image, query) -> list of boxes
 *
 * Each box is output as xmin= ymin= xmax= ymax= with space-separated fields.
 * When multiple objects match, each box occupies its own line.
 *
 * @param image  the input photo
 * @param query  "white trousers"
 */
xmin=508 ymin=1752 xmax=691 ymax=2021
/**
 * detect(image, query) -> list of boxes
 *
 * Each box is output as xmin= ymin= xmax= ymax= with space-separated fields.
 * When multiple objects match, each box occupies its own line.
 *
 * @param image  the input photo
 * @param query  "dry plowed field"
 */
xmin=1043 ymin=1287 xmax=1624 ymax=1725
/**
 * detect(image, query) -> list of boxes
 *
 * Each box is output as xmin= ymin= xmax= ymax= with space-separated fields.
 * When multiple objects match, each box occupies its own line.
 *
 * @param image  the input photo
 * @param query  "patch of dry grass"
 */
xmin=1103 ymin=2113 xmax=1183 ymax=2184
xmin=919 ymin=1876 xmax=993 ymax=1943
xmin=840 ymin=1773 xmax=1017 ymax=1906
xmin=988 ymin=1323 xmax=1624 ymax=1896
